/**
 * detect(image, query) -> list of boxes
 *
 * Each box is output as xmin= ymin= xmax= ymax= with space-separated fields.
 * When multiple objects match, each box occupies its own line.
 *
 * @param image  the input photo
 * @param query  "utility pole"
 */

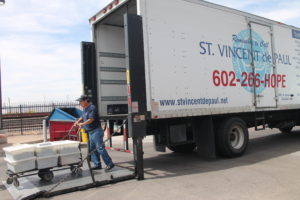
xmin=0 ymin=1 xmax=5 ymax=129
xmin=0 ymin=57 xmax=3 ymax=129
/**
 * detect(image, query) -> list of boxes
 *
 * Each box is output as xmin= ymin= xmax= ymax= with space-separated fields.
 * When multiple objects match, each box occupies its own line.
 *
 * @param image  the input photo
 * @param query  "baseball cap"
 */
xmin=76 ymin=94 xmax=89 ymax=102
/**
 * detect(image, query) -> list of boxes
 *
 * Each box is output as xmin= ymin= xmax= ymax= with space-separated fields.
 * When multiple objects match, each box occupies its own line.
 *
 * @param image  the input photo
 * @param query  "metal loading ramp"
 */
xmin=3 ymin=163 xmax=134 ymax=200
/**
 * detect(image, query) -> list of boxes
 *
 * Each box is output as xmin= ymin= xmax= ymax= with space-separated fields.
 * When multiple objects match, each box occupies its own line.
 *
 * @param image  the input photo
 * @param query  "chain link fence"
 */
xmin=0 ymin=102 xmax=79 ymax=134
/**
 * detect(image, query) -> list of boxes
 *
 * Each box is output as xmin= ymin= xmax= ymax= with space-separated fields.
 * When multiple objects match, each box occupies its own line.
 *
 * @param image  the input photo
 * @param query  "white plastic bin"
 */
xmin=36 ymin=154 xmax=59 ymax=169
xmin=59 ymin=152 xmax=81 ymax=165
xmin=5 ymin=157 xmax=36 ymax=173
xmin=3 ymin=144 xmax=35 ymax=161
xmin=35 ymin=142 xmax=59 ymax=157
xmin=54 ymin=140 xmax=80 ymax=154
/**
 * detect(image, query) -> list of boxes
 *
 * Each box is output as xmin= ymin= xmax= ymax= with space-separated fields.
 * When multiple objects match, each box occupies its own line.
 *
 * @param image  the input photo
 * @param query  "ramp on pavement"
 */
xmin=3 ymin=164 xmax=134 ymax=200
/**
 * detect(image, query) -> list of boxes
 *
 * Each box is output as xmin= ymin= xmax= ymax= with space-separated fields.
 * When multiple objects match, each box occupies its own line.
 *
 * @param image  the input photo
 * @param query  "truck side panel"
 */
xmin=273 ymin=25 xmax=300 ymax=107
xmin=141 ymin=0 xmax=300 ymax=119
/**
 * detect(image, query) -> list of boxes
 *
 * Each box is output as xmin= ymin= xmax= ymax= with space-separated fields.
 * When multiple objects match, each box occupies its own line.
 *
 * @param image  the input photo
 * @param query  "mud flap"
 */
xmin=194 ymin=117 xmax=216 ymax=159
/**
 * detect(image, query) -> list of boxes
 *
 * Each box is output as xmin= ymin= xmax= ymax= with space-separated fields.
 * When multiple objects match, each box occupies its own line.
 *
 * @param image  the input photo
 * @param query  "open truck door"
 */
xmin=124 ymin=14 xmax=147 ymax=180
xmin=85 ymin=0 xmax=146 ymax=180
xmin=81 ymin=42 xmax=98 ymax=108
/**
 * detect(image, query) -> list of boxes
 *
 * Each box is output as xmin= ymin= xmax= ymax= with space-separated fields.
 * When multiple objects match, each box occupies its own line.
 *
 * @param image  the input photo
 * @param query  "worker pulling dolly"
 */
xmin=74 ymin=94 xmax=115 ymax=171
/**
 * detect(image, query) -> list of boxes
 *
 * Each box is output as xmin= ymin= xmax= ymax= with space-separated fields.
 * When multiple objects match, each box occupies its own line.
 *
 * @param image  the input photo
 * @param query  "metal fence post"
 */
xmin=43 ymin=119 xmax=47 ymax=142
xmin=19 ymin=105 xmax=23 ymax=135
xmin=0 ymin=103 xmax=2 ymax=130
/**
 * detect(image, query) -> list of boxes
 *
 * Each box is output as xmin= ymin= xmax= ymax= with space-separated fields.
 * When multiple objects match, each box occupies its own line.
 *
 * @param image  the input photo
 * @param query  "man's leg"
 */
xmin=94 ymin=128 xmax=114 ymax=167
xmin=89 ymin=131 xmax=102 ymax=168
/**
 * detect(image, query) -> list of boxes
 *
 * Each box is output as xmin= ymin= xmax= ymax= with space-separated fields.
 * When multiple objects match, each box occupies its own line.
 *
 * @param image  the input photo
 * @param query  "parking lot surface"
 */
xmin=1 ymin=127 xmax=300 ymax=200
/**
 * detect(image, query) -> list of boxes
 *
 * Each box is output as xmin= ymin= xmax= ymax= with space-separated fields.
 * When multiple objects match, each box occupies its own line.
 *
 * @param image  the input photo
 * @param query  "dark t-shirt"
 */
xmin=82 ymin=104 xmax=100 ymax=131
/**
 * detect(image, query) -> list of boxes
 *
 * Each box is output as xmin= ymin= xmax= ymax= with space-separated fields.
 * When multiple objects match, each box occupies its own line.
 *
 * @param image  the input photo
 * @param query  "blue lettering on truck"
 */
xmin=198 ymin=29 xmax=292 ymax=95
xmin=159 ymin=97 xmax=229 ymax=107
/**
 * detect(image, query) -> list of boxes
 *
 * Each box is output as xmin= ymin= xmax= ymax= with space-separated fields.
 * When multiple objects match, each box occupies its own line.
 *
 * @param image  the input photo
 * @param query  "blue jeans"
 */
xmin=88 ymin=127 xmax=113 ymax=168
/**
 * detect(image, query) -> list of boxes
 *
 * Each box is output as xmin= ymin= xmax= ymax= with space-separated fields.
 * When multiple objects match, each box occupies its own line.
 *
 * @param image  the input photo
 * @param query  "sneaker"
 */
xmin=91 ymin=166 xmax=102 ymax=170
xmin=105 ymin=164 xmax=115 ymax=172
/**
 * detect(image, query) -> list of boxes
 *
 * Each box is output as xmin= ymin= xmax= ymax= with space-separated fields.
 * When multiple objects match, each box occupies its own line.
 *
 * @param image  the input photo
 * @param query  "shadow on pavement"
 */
xmin=117 ymin=130 xmax=300 ymax=180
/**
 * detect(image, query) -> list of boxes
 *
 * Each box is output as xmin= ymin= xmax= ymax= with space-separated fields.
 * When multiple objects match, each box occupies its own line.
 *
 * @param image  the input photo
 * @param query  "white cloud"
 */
xmin=0 ymin=34 xmax=82 ymax=103
xmin=256 ymin=1 xmax=300 ymax=24
xmin=0 ymin=0 xmax=112 ymax=104
xmin=208 ymin=0 xmax=269 ymax=10
xmin=260 ymin=9 xmax=300 ymax=22
xmin=0 ymin=0 xmax=105 ymax=33
xmin=1 ymin=13 xmax=69 ymax=34
xmin=210 ymin=0 xmax=300 ymax=27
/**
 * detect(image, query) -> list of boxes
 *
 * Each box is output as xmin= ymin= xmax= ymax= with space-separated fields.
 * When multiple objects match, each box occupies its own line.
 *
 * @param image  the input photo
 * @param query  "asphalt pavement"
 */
xmin=2 ymin=128 xmax=300 ymax=200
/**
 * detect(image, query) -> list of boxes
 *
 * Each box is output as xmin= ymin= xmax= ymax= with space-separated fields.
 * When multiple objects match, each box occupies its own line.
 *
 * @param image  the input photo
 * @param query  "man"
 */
xmin=74 ymin=95 xmax=114 ymax=171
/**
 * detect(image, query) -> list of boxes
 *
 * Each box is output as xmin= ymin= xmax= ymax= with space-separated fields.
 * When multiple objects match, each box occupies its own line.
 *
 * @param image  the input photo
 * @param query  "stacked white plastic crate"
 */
xmin=3 ymin=140 xmax=81 ymax=174
xmin=56 ymin=140 xmax=81 ymax=165
xmin=35 ymin=142 xmax=59 ymax=169
xmin=3 ymin=144 xmax=36 ymax=173
xmin=35 ymin=141 xmax=81 ymax=168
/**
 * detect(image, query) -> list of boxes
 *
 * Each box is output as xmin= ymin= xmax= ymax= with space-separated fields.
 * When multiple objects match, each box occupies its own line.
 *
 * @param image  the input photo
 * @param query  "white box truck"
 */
xmin=81 ymin=0 xmax=300 ymax=178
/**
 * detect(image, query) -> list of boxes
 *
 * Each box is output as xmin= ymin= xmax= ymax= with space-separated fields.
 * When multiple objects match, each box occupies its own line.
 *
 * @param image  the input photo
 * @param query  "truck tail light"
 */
xmin=102 ymin=0 xmax=119 ymax=15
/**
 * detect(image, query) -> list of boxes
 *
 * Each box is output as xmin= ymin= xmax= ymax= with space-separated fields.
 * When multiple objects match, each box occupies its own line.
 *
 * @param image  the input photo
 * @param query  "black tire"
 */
xmin=41 ymin=171 xmax=54 ymax=182
xmin=279 ymin=126 xmax=293 ymax=133
xmin=70 ymin=166 xmax=76 ymax=175
xmin=216 ymin=118 xmax=249 ymax=158
xmin=13 ymin=178 xmax=19 ymax=187
xmin=38 ymin=172 xmax=43 ymax=178
xmin=167 ymin=143 xmax=196 ymax=153
xmin=38 ymin=169 xmax=48 ymax=179
xmin=6 ymin=177 xmax=13 ymax=185
xmin=75 ymin=167 xmax=82 ymax=175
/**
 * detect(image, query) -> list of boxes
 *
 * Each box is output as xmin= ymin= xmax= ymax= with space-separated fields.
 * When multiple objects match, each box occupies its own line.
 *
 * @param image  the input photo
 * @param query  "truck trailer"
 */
xmin=81 ymin=0 xmax=300 ymax=179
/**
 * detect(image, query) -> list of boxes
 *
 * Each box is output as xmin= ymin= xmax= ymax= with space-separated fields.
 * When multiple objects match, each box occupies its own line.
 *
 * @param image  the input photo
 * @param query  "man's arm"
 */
xmin=78 ymin=118 xmax=95 ymax=127
xmin=74 ymin=117 xmax=83 ymax=126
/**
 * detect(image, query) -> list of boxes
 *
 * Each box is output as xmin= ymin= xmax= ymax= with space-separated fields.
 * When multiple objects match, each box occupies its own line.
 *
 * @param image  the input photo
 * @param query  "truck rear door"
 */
xmin=85 ymin=0 xmax=141 ymax=118
xmin=81 ymin=42 xmax=98 ymax=107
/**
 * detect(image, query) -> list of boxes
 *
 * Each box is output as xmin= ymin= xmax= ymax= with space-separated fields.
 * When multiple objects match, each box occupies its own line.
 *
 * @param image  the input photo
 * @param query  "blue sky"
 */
xmin=0 ymin=0 xmax=300 ymax=105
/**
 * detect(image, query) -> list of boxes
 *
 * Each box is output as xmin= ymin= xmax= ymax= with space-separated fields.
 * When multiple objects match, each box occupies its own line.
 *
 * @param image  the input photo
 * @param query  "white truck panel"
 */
xmin=97 ymin=25 xmax=125 ymax=54
xmin=141 ymin=0 xmax=300 ymax=118
xmin=250 ymin=22 xmax=276 ymax=108
xmin=139 ymin=0 xmax=153 ymax=117
xmin=96 ymin=24 xmax=127 ymax=116
xmin=273 ymin=25 xmax=300 ymax=106
xmin=92 ymin=0 xmax=300 ymax=118
xmin=99 ymin=57 xmax=126 ymax=69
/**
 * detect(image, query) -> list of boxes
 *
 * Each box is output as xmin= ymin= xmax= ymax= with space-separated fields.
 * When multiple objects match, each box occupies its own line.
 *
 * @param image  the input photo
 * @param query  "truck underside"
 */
xmin=149 ymin=109 xmax=300 ymax=158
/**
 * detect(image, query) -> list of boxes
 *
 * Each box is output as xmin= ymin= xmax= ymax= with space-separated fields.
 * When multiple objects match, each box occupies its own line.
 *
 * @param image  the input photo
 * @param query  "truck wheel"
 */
xmin=13 ymin=177 xmax=19 ymax=187
xmin=6 ymin=177 xmax=13 ymax=185
xmin=70 ymin=166 xmax=76 ymax=175
xmin=41 ymin=171 xmax=54 ymax=182
xmin=167 ymin=143 xmax=196 ymax=153
xmin=216 ymin=118 xmax=249 ymax=158
xmin=38 ymin=169 xmax=49 ymax=179
xmin=75 ymin=167 xmax=82 ymax=175
xmin=279 ymin=126 xmax=293 ymax=133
